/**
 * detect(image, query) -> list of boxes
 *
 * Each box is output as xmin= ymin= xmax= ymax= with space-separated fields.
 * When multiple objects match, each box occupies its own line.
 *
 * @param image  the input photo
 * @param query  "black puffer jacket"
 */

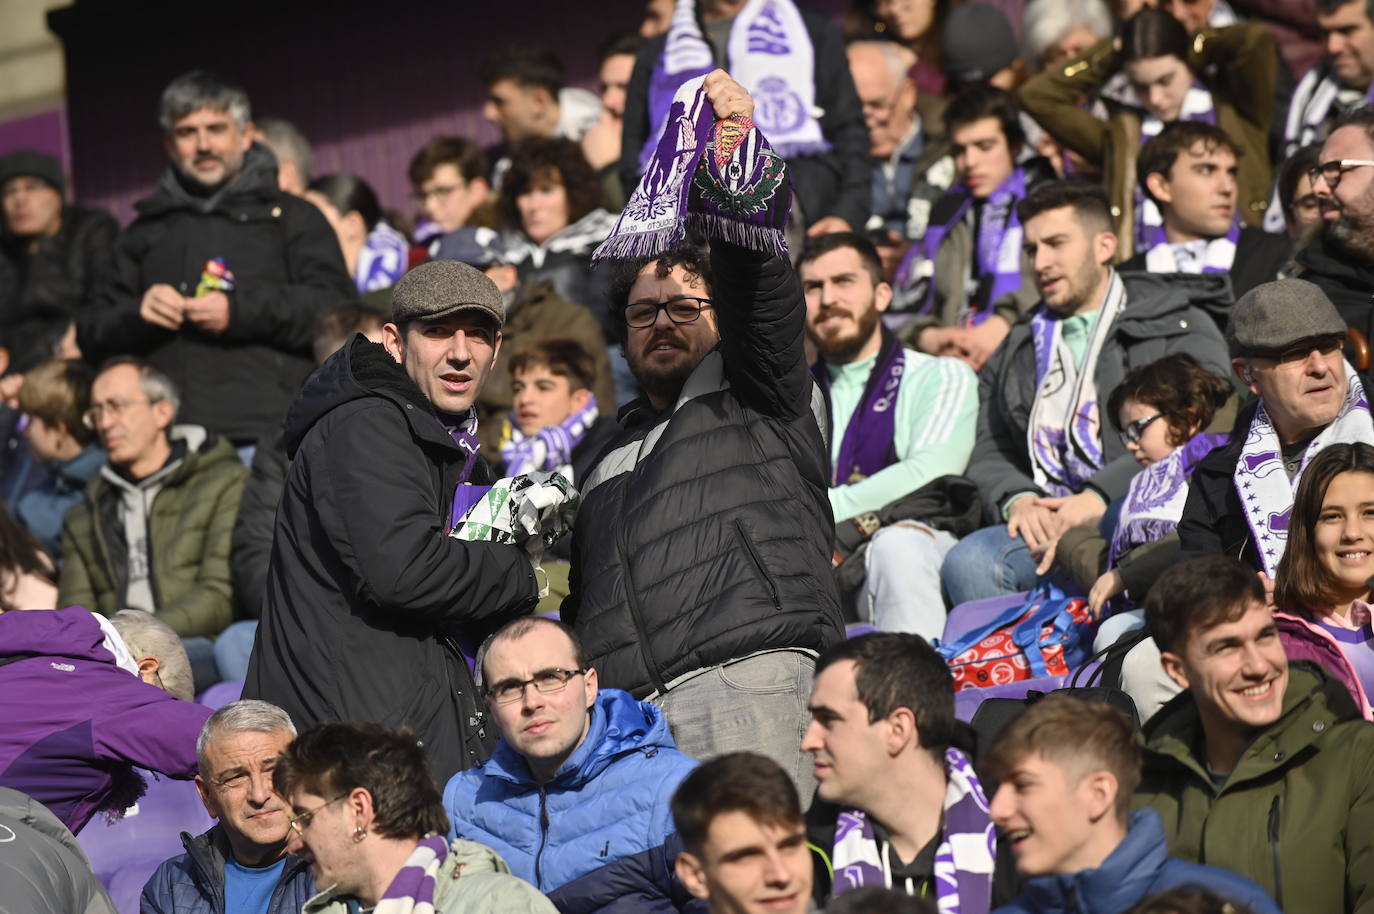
xmin=243 ymin=337 xmax=539 ymax=780
xmin=562 ymin=243 xmax=845 ymax=698
xmin=0 ymin=205 xmax=116 ymax=372
xmin=79 ymin=143 xmax=355 ymax=443
xmin=1293 ymin=233 xmax=1374 ymax=345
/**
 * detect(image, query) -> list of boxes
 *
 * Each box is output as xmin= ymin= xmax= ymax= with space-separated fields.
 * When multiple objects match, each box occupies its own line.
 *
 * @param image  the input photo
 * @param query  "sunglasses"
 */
xmin=1119 ymin=412 xmax=1163 ymax=446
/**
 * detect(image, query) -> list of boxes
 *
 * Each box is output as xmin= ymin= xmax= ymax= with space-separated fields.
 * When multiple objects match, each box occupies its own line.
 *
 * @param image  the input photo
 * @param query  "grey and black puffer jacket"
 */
xmin=562 ymin=242 xmax=845 ymax=698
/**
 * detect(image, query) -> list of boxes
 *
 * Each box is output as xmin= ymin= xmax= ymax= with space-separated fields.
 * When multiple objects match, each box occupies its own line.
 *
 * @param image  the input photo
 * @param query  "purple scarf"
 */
xmin=443 ymin=409 xmax=486 ymax=531
xmin=1108 ymin=432 xmax=1229 ymax=568
xmin=499 ymin=395 xmax=599 ymax=477
xmin=895 ymin=168 xmax=1027 ymax=327
xmin=813 ymin=327 xmax=904 ymax=486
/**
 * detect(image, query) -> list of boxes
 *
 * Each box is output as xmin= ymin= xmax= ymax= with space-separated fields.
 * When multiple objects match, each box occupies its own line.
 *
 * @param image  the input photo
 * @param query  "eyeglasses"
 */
xmin=289 ymin=795 xmax=347 ymax=835
xmin=1308 ymin=159 xmax=1374 ymax=190
xmin=624 ymin=297 xmax=714 ymax=329
xmin=485 ymin=668 xmax=586 ymax=705
xmin=1119 ymin=412 xmax=1163 ymax=446
xmin=81 ymin=397 xmax=156 ymax=429
xmin=413 ymin=184 xmax=462 ymax=203
xmin=1265 ymin=336 xmax=1344 ymax=365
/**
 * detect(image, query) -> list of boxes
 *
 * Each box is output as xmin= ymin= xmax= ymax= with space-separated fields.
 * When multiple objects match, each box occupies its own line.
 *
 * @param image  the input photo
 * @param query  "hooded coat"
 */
xmin=0 ymin=786 xmax=117 ymax=914
xmin=78 ymin=142 xmax=356 ymax=443
xmin=443 ymin=689 xmax=699 ymax=914
xmin=243 ymin=337 xmax=538 ymax=781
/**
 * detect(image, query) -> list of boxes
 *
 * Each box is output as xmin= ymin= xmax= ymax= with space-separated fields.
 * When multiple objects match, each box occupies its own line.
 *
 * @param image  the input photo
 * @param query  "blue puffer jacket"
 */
xmin=141 ymin=824 xmax=314 ymax=914
xmin=992 ymin=808 xmax=1281 ymax=914
xmin=443 ymin=689 xmax=700 ymax=914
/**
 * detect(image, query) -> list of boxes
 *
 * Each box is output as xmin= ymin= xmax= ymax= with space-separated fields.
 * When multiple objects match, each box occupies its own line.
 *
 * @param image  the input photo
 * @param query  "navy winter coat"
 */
xmin=141 ymin=824 xmax=314 ymax=914
xmin=443 ymin=689 xmax=700 ymax=914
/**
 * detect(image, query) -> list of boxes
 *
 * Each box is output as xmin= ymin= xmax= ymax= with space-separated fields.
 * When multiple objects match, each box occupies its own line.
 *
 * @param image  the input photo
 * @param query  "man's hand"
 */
xmin=959 ymin=316 xmax=1011 ymax=372
xmin=806 ymin=216 xmax=853 ymax=237
xmin=1007 ymin=495 xmax=1061 ymax=552
xmin=185 ymin=292 xmax=231 ymax=335
xmin=0 ymin=373 xmax=24 ymax=409
xmin=916 ymin=326 xmax=964 ymax=356
xmin=703 ymin=69 xmax=755 ymax=121
xmin=581 ymin=109 xmax=622 ymax=171
xmin=1034 ymin=491 xmax=1106 ymax=531
xmin=1088 ymin=568 xmax=1125 ymax=619
xmin=140 ymin=284 xmax=186 ymax=331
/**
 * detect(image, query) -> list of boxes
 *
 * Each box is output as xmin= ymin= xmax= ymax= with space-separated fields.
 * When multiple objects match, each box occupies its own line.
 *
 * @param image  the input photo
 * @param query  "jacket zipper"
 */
xmin=535 ymin=786 xmax=550 ymax=889
xmin=733 ymin=519 xmax=781 ymax=610
xmin=616 ymin=510 xmax=667 ymax=694
xmin=1268 ymin=795 xmax=1284 ymax=911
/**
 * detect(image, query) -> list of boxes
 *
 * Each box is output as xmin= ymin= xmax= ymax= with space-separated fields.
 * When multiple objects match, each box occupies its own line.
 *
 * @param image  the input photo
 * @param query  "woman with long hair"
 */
xmin=305 ymin=173 xmax=410 ymax=294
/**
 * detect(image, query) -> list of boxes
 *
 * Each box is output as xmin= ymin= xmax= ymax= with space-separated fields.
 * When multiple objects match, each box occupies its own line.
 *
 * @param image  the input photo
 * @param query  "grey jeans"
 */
xmin=651 ymin=650 xmax=816 ymax=808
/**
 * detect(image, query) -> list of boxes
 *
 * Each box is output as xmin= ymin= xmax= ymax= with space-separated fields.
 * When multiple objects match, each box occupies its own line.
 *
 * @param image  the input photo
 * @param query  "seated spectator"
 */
xmin=58 ymin=358 xmax=247 ymax=688
xmin=1020 ymin=0 xmax=1114 ymax=73
xmin=1279 ymin=0 xmax=1374 ymax=165
xmin=408 ymin=137 xmax=494 ymax=248
xmin=1137 ymin=555 xmax=1374 ymax=913
xmin=503 ymin=340 xmax=618 ymax=482
xmin=0 ymin=606 xmax=210 ymax=833
xmin=436 ymin=227 xmax=615 ymax=454
xmin=803 ymin=634 xmax=1015 ymax=907
xmin=619 ymin=0 xmax=870 ymax=236
xmin=893 ymin=86 xmax=1049 ymax=369
xmin=939 ymin=4 xmax=1027 ymax=93
xmin=1275 ymin=143 xmax=1324 ymax=244
xmin=1273 ymin=442 xmax=1374 ymax=711
xmin=672 ymin=752 xmax=812 ymax=914
xmin=846 ymin=40 xmax=955 ymax=268
xmin=940 ymin=181 xmax=1229 ymax=606
xmin=499 ymin=138 xmax=616 ymax=312
xmin=0 ymin=149 xmax=116 ymax=373
xmin=1126 ymin=886 xmax=1262 ymax=914
xmin=1122 ymin=123 xmax=1291 ymax=303
xmin=0 ymin=501 xmax=57 ymax=611
xmin=985 ymin=694 xmax=1279 ymax=914
xmin=142 ymin=700 xmax=314 ymax=914
xmin=253 ymin=117 xmax=312 ymax=197
xmin=443 ymin=616 xmax=698 ymax=911
xmin=14 ymin=358 xmax=103 ymax=560
xmin=305 ymin=174 xmax=409 ymax=294
xmin=0 ymin=787 xmax=117 ymax=914
xmin=481 ymin=45 xmax=603 ymax=166
xmin=1019 ymin=11 xmax=1277 ymax=260
xmin=801 ymin=233 xmax=977 ymax=637
xmin=274 ymin=722 xmax=556 ymax=913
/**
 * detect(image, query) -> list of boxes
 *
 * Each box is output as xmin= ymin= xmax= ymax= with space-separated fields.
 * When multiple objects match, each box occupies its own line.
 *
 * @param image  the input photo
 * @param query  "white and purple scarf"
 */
xmin=499 ymin=396 xmax=599 ymax=479
xmin=443 ymin=409 xmax=487 ymax=532
xmin=1141 ymin=221 xmax=1241 ymax=275
xmin=1237 ymin=361 xmax=1374 ymax=576
xmin=1108 ymin=432 xmax=1229 ymax=568
xmin=639 ymin=0 xmax=828 ymax=173
xmin=1027 ymin=270 xmax=1128 ymax=497
xmin=813 ymin=328 xmax=903 ymax=485
xmin=595 ymin=75 xmax=791 ymax=263
xmin=832 ymin=748 xmax=995 ymax=914
xmin=374 ymin=835 xmax=448 ymax=914
xmin=895 ymin=168 xmax=1028 ymax=327
xmin=356 ymin=220 xmax=409 ymax=293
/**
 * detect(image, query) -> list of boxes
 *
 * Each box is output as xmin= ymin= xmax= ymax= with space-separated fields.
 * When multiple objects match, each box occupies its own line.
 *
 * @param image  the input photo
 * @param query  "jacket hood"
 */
xmin=1017 ymin=809 xmax=1171 ymax=913
xmin=481 ymin=688 xmax=679 ymax=788
xmin=97 ymin=424 xmax=232 ymax=493
xmin=0 ymin=605 xmax=119 ymax=665
xmin=1295 ymin=234 xmax=1374 ymax=288
xmin=0 ymin=785 xmax=93 ymax=866
xmin=137 ymin=141 xmax=281 ymax=218
xmin=283 ymin=334 xmax=450 ymax=459
xmin=1116 ymin=270 xmax=1233 ymax=330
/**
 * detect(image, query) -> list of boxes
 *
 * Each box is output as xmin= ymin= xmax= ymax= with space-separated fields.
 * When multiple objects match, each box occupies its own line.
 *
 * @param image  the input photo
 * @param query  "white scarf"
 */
xmin=1143 ymin=235 xmax=1236 ymax=274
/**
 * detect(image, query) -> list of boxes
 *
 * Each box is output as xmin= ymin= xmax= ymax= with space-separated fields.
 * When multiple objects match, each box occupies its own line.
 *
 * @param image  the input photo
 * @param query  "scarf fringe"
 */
xmin=592 ymin=225 xmax=686 ymax=263
xmin=686 ymin=213 xmax=789 ymax=257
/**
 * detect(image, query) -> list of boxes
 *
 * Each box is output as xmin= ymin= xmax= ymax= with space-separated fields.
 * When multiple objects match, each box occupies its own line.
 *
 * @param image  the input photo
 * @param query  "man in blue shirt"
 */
xmin=142 ymin=700 xmax=314 ymax=914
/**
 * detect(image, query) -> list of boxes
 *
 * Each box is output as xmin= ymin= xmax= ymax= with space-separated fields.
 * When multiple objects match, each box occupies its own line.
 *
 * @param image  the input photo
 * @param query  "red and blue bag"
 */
xmin=934 ymin=582 xmax=1093 ymax=691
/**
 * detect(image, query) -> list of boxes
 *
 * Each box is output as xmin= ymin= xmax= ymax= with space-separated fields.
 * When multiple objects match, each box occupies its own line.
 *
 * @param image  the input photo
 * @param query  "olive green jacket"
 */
xmin=1135 ymin=662 xmax=1374 ymax=914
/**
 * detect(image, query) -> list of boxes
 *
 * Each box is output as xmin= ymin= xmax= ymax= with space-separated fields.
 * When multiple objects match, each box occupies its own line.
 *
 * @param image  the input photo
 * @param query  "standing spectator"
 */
xmin=243 ymin=262 xmax=539 ymax=779
xmin=58 ymin=359 xmax=247 ymax=660
xmin=141 ymin=701 xmax=315 ymax=914
xmin=408 ymin=137 xmax=494 ymax=243
xmin=274 ymin=722 xmax=557 ymax=914
xmin=0 ymin=787 xmax=116 ymax=914
xmin=940 ymin=182 xmax=1229 ymax=605
xmin=586 ymin=34 xmax=644 ymax=205
xmin=1280 ymin=0 xmax=1374 ymax=161
xmin=0 ymin=149 xmax=116 ymax=373
xmin=253 ymin=117 xmax=312 ymax=197
xmin=870 ymin=0 xmax=952 ymax=100
xmin=78 ymin=71 xmax=355 ymax=452
xmin=14 ymin=359 xmax=103 ymax=560
xmin=0 ymin=607 xmax=210 ymax=834
xmin=620 ymin=0 xmax=870 ymax=235
xmin=305 ymin=174 xmax=409 ymax=294
xmin=481 ymin=45 xmax=603 ymax=187
xmin=940 ymin=4 xmax=1028 ymax=93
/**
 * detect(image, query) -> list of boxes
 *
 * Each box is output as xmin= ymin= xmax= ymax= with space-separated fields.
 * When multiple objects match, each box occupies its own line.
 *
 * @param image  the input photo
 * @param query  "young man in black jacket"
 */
xmin=78 ymin=71 xmax=355 ymax=451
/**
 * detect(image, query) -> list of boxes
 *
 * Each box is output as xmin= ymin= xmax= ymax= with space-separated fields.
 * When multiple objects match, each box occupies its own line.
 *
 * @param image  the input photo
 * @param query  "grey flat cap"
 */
xmin=391 ymin=259 xmax=504 ymax=327
xmin=1227 ymin=278 xmax=1346 ymax=357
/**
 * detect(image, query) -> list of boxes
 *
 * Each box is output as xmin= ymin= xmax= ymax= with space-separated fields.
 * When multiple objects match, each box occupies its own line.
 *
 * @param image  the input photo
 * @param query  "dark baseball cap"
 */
xmin=1227 ymin=279 xmax=1347 ymax=357
xmin=941 ymin=4 xmax=1018 ymax=84
xmin=0 ymin=149 xmax=64 ymax=194
xmin=434 ymin=226 xmax=507 ymax=269
xmin=391 ymin=259 xmax=505 ymax=328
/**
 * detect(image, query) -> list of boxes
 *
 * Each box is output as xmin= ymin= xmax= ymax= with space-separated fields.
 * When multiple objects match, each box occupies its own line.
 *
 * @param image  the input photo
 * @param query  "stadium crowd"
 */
xmin=6 ymin=0 xmax=1374 ymax=911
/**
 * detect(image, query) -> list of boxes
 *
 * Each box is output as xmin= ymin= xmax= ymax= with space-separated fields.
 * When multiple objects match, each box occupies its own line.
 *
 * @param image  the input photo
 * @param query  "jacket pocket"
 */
xmin=733 ymin=519 xmax=781 ymax=611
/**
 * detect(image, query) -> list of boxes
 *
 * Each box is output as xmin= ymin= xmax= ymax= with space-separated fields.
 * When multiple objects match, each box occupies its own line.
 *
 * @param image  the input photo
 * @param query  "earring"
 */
xmin=353 ymin=825 xmax=366 ymax=843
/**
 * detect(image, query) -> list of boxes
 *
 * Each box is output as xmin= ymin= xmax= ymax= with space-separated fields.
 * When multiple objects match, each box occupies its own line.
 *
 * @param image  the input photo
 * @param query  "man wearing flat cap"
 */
xmin=1177 ymin=278 xmax=1374 ymax=576
xmin=244 ymin=260 xmax=540 ymax=780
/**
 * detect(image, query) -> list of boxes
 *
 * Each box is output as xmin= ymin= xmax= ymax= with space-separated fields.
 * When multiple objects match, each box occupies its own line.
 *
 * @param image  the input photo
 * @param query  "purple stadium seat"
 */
xmin=845 ymin=623 xmax=880 ymax=638
xmin=942 ymin=591 xmax=1029 ymax=643
xmin=196 ymin=679 xmax=243 ymax=710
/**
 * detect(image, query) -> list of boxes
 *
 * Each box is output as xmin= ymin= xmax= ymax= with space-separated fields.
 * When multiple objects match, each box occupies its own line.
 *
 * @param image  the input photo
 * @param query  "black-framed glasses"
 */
xmin=1264 ymin=336 xmax=1344 ymax=366
xmin=624 ymin=297 xmax=713 ymax=329
xmin=289 ymin=795 xmax=347 ymax=835
xmin=1119 ymin=413 xmax=1163 ymax=446
xmin=1308 ymin=159 xmax=1374 ymax=189
xmin=485 ymin=668 xmax=586 ymax=705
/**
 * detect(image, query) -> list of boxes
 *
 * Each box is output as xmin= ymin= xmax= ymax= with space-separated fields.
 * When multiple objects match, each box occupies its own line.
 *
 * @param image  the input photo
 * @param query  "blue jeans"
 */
xmin=181 ymin=636 xmax=221 ymax=694
xmin=213 ymin=620 xmax=258 ymax=682
xmin=940 ymin=524 xmax=1040 ymax=607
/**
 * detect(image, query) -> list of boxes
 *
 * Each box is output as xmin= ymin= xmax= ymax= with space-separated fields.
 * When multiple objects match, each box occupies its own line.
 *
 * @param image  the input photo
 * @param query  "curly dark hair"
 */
xmin=1106 ymin=353 xmax=1231 ymax=447
xmin=605 ymin=236 xmax=713 ymax=345
xmin=500 ymin=137 xmax=602 ymax=237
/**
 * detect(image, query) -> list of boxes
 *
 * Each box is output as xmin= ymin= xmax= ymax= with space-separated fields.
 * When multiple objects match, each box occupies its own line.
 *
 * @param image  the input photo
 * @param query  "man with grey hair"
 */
xmin=245 ymin=260 xmax=540 ymax=780
xmin=59 ymin=357 xmax=248 ymax=689
xmin=253 ymin=117 xmax=312 ymax=197
xmin=141 ymin=700 xmax=315 ymax=914
xmin=78 ymin=70 xmax=354 ymax=452
xmin=1020 ymin=0 xmax=1114 ymax=72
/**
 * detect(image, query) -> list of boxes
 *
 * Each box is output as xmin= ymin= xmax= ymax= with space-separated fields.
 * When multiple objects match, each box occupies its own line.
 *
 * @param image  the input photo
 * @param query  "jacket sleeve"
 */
xmin=312 ymin=403 xmax=538 ymax=626
xmin=230 ymin=435 xmax=288 ymax=620
xmin=77 ymin=210 xmax=119 ymax=305
xmin=57 ymin=508 xmax=99 ymax=614
xmin=1175 ymin=470 xmax=1227 ymax=562
xmin=710 ymin=242 xmax=812 ymax=421
xmin=78 ymin=223 xmax=175 ymax=364
xmin=1346 ymin=731 xmax=1374 ymax=914
xmin=217 ymin=201 xmax=356 ymax=353
xmin=1087 ymin=452 xmax=1143 ymax=504
xmin=1116 ymin=532 xmax=1181 ymax=600
xmin=92 ymin=671 xmax=212 ymax=779
xmin=156 ymin=465 xmax=247 ymax=638
xmin=1017 ymin=37 xmax=1118 ymax=166
xmin=139 ymin=860 xmax=175 ymax=914
xmin=1193 ymin=22 xmax=1279 ymax=134
xmin=966 ymin=342 xmax=1042 ymax=519
xmin=810 ymin=15 xmax=871 ymax=231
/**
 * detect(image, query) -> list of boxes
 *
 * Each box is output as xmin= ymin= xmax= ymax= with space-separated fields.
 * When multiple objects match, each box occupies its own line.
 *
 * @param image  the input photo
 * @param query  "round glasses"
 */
xmin=624 ymin=297 xmax=713 ymax=329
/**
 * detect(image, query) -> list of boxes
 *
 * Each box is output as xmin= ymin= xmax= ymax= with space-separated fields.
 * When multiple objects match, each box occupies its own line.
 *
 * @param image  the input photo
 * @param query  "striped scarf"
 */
xmin=374 ymin=836 xmax=449 ymax=914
